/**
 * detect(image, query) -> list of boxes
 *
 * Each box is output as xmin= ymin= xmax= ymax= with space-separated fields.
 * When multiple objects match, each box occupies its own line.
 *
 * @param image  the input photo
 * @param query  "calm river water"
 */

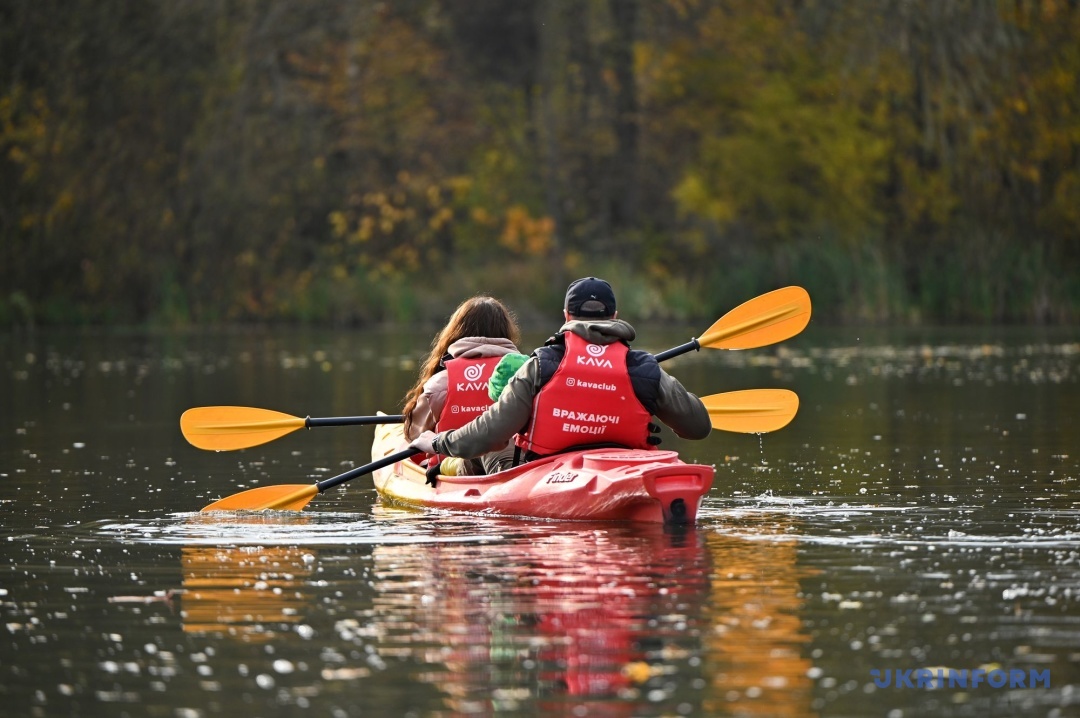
xmin=1 ymin=322 xmax=1078 ymax=717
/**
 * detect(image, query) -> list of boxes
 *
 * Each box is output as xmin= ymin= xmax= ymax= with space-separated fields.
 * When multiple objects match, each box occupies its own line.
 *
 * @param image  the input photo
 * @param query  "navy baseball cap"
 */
xmin=564 ymin=277 xmax=617 ymax=318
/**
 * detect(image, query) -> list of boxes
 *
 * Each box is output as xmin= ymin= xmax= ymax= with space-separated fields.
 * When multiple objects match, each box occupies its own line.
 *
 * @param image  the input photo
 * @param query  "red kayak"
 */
xmin=370 ymin=418 xmax=715 ymax=525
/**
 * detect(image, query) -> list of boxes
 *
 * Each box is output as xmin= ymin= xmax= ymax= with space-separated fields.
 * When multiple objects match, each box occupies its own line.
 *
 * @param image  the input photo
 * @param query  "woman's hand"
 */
xmin=409 ymin=431 xmax=439 ymax=455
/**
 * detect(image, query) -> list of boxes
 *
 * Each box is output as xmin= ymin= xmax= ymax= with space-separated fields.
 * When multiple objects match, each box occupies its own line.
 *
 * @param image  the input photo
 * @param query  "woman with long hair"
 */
xmin=402 ymin=296 xmax=521 ymax=475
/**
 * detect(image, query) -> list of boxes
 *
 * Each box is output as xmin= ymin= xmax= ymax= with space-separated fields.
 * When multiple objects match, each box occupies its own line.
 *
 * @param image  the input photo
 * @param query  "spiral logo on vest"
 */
xmin=463 ymin=364 xmax=485 ymax=382
xmin=577 ymin=343 xmax=614 ymax=368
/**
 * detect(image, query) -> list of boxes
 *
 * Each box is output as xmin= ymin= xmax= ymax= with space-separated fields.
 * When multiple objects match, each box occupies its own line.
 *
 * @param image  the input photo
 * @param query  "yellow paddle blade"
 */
xmin=201 ymin=484 xmax=319 ymax=512
xmin=698 ymin=286 xmax=811 ymax=350
xmin=702 ymin=389 xmax=799 ymax=433
xmin=181 ymin=406 xmax=306 ymax=451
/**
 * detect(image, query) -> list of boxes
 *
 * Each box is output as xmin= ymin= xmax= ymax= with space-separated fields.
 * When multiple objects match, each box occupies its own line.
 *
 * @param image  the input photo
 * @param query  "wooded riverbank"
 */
xmin=3 ymin=1 xmax=1078 ymax=327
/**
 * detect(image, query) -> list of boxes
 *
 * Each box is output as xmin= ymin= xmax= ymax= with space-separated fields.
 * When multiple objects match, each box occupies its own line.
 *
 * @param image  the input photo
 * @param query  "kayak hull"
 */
xmin=371 ymin=419 xmax=715 ymax=525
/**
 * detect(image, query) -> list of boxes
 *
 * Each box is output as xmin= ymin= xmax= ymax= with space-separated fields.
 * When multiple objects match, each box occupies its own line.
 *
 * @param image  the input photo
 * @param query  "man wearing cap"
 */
xmin=409 ymin=277 xmax=711 ymax=469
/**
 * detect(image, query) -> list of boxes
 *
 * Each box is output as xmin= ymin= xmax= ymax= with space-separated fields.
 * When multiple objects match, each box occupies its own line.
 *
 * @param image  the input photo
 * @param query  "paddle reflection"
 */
xmin=702 ymin=529 xmax=817 ymax=716
xmin=179 ymin=545 xmax=315 ymax=642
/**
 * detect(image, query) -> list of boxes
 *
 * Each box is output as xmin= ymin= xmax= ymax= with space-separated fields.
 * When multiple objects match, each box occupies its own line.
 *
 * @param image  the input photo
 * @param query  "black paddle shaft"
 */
xmin=305 ymin=415 xmax=404 ymax=428
xmin=653 ymin=339 xmax=701 ymax=363
xmin=316 ymin=447 xmax=421 ymax=493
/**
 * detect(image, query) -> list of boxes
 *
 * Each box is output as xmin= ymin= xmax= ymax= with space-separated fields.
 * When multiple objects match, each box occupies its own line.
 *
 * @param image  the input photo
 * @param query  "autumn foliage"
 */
xmin=2 ymin=0 xmax=1077 ymax=325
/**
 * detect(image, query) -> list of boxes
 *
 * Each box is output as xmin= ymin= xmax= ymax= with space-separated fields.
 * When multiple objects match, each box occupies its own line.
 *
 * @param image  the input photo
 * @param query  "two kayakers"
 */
xmin=402 ymin=295 xmax=522 ymax=477
xmin=409 ymin=277 xmax=712 ymax=468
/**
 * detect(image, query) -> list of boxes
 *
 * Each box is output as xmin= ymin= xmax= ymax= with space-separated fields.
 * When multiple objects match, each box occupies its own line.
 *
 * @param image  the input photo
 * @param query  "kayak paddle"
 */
xmin=201 ymin=447 xmax=421 ymax=511
xmin=654 ymin=285 xmax=810 ymax=361
xmin=702 ymin=388 xmax=798 ymax=434
xmin=200 ymin=389 xmax=798 ymax=512
xmin=180 ymin=406 xmax=404 ymax=451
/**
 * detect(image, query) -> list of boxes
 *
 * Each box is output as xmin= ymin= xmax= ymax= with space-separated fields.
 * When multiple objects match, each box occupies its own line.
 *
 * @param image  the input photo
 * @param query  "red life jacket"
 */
xmin=435 ymin=355 xmax=502 ymax=432
xmin=516 ymin=333 xmax=651 ymax=456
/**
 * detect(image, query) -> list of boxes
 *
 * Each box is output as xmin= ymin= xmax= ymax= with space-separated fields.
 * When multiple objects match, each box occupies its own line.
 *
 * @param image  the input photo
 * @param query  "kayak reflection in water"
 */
xmin=367 ymin=522 xmax=712 ymax=714
xmin=361 ymin=514 xmax=816 ymax=715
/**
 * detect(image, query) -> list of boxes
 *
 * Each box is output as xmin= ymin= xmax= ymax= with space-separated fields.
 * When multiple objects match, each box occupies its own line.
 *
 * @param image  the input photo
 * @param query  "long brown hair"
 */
xmin=402 ymin=295 xmax=520 ymax=436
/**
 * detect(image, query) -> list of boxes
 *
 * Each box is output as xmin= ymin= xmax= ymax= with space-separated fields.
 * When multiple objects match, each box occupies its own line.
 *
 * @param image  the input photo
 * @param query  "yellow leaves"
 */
xmin=563 ymin=249 xmax=585 ymax=273
xmin=325 ymin=172 xmax=475 ymax=278
xmin=425 ymin=184 xmax=441 ymax=207
xmin=1040 ymin=0 xmax=1067 ymax=21
xmin=1049 ymin=173 xmax=1080 ymax=231
xmin=1052 ymin=64 xmax=1077 ymax=93
xmin=499 ymin=205 xmax=554 ymax=256
xmin=22 ymin=189 xmax=77 ymax=233
xmin=1 ymin=85 xmax=51 ymax=184
xmin=662 ymin=0 xmax=697 ymax=20
xmin=673 ymin=67 xmax=891 ymax=242
xmin=52 ymin=190 xmax=74 ymax=215
xmin=7 ymin=145 xmax=29 ymax=165
xmin=328 ymin=211 xmax=349 ymax=238
xmin=428 ymin=206 xmax=452 ymax=231
xmin=659 ymin=5 xmax=911 ymax=245
xmin=445 ymin=176 xmax=473 ymax=198
xmin=672 ymin=173 xmax=735 ymax=224
xmin=894 ymin=155 xmax=957 ymax=229
xmin=0 ymin=86 xmax=50 ymax=143
xmin=471 ymin=207 xmax=493 ymax=226
xmin=331 ymin=208 xmax=372 ymax=244
xmin=356 ymin=216 xmax=374 ymax=242
xmin=1009 ymin=160 xmax=1041 ymax=184
xmin=333 ymin=164 xmax=554 ymax=263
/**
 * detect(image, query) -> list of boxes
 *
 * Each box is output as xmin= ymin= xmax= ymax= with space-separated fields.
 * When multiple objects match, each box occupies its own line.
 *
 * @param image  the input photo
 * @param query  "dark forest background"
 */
xmin=2 ymin=0 xmax=1078 ymax=327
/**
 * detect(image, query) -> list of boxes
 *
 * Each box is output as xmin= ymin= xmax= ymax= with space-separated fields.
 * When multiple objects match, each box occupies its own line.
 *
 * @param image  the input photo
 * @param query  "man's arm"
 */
xmin=653 ymin=370 xmax=712 ymax=440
